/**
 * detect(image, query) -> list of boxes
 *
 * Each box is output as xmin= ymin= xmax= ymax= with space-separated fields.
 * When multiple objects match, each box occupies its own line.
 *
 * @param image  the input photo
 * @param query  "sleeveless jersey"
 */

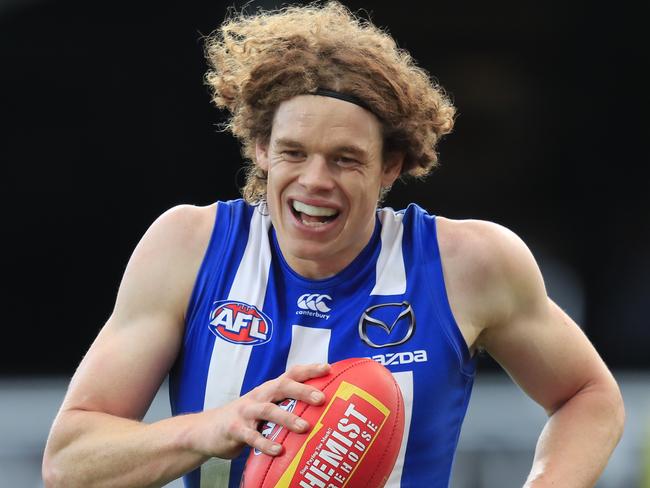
xmin=169 ymin=199 xmax=476 ymax=488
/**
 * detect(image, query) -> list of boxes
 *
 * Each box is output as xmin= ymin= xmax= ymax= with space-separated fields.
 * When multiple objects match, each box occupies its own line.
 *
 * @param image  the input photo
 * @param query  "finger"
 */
xmin=283 ymin=363 xmax=330 ymax=383
xmin=243 ymin=402 xmax=311 ymax=433
xmin=239 ymin=426 xmax=283 ymax=456
xmin=266 ymin=376 xmax=326 ymax=405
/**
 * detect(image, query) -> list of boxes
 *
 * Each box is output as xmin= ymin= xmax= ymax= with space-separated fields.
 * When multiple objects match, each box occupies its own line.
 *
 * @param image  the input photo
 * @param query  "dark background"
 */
xmin=1 ymin=0 xmax=647 ymax=375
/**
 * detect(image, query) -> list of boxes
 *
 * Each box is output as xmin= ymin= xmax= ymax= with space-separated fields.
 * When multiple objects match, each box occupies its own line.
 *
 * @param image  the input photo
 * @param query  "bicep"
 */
xmin=484 ymin=297 xmax=612 ymax=414
xmin=473 ymin=226 xmax=616 ymax=414
xmin=62 ymin=310 xmax=182 ymax=420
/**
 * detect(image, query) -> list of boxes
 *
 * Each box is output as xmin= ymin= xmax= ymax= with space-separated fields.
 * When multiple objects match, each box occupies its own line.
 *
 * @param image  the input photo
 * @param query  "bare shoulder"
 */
xmin=434 ymin=216 xmax=546 ymax=349
xmin=435 ymin=216 xmax=536 ymax=275
xmin=143 ymin=203 xmax=217 ymax=254
xmin=114 ymin=203 xmax=218 ymax=321
xmin=127 ymin=203 xmax=217 ymax=278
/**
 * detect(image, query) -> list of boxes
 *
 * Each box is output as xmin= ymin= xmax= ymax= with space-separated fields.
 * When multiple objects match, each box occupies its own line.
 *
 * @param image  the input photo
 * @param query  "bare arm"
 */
xmin=441 ymin=219 xmax=625 ymax=487
xmin=476 ymin=223 xmax=625 ymax=487
xmin=42 ymin=205 xmax=329 ymax=488
xmin=518 ymin=303 xmax=625 ymax=487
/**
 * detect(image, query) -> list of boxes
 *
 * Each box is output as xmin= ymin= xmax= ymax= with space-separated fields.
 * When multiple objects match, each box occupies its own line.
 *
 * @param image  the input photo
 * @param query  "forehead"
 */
xmin=270 ymin=95 xmax=383 ymax=149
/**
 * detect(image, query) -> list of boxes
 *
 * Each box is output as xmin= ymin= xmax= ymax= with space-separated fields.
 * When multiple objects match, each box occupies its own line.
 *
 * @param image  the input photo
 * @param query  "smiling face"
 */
xmin=255 ymin=95 xmax=402 ymax=279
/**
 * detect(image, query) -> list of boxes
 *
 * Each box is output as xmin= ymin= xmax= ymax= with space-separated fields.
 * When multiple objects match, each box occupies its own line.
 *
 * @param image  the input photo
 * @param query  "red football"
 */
xmin=240 ymin=358 xmax=405 ymax=488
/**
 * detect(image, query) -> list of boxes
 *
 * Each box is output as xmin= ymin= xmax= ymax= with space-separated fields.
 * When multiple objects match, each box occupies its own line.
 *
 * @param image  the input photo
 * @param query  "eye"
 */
xmin=281 ymin=150 xmax=306 ymax=162
xmin=336 ymin=156 xmax=360 ymax=167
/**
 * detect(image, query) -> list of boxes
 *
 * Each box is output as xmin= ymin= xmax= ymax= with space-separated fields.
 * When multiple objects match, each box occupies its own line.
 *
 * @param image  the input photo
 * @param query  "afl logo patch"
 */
xmin=254 ymin=398 xmax=297 ymax=455
xmin=208 ymin=300 xmax=273 ymax=346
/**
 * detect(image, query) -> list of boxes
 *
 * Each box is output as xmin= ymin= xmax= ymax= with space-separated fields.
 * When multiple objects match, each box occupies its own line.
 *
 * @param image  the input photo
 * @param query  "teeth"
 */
xmin=292 ymin=200 xmax=338 ymax=217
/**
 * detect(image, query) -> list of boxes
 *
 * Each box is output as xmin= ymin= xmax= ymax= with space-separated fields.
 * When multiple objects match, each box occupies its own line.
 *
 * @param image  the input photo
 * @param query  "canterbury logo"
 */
xmin=297 ymin=293 xmax=332 ymax=313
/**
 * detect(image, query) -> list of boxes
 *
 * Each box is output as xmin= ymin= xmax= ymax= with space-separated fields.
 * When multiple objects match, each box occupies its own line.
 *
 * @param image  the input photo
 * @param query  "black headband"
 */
xmin=312 ymin=88 xmax=373 ymax=114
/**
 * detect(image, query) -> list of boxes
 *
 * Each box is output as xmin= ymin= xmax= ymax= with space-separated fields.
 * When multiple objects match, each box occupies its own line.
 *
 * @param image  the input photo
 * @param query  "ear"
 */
xmin=255 ymin=139 xmax=270 ymax=171
xmin=381 ymin=152 xmax=404 ymax=187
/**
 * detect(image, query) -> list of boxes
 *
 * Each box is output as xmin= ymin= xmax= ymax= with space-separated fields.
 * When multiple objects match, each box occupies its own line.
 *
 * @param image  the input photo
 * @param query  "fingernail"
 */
xmin=296 ymin=418 xmax=309 ymax=430
xmin=311 ymin=391 xmax=324 ymax=402
xmin=270 ymin=444 xmax=281 ymax=455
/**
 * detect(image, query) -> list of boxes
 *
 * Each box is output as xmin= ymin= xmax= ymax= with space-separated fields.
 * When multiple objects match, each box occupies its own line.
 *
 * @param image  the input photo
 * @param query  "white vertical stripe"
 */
xmin=371 ymin=209 xmax=406 ymax=296
xmin=286 ymin=325 xmax=331 ymax=369
xmin=201 ymin=208 xmax=272 ymax=488
xmin=385 ymin=371 xmax=414 ymax=488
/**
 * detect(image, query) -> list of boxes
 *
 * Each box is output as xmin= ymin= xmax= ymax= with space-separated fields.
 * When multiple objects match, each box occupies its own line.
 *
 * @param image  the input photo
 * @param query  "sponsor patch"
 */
xmin=296 ymin=293 xmax=332 ymax=320
xmin=358 ymin=301 xmax=415 ymax=348
xmin=372 ymin=350 xmax=428 ymax=367
xmin=208 ymin=300 xmax=273 ymax=346
xmin=297 ymin=293 xmax=333 ymax=313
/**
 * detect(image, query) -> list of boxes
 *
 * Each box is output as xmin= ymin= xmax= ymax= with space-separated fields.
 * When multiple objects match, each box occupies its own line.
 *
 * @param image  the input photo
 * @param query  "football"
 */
xmin=240 ymin=357 xmax=405 ymax=488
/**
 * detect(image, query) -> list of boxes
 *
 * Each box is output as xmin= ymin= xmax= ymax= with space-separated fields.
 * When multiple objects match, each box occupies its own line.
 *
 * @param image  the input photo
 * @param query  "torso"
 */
xmin=170 ymin=200 xmax=478 ymax=488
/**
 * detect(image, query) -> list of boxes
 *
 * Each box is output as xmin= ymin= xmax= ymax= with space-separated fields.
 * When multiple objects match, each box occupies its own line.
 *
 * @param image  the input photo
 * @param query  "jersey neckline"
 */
xmin=269 ymin=213 xmax=382 ymax=290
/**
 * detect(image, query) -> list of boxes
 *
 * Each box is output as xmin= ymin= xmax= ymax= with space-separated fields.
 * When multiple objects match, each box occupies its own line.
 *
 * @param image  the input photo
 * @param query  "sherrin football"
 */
xmin=240 ymin=358 xmax=405 ymax=488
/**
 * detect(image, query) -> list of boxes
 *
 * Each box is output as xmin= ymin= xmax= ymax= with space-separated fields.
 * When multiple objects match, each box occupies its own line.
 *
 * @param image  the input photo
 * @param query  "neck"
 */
xmin=275 ymin=217 xmax=377 ymax=280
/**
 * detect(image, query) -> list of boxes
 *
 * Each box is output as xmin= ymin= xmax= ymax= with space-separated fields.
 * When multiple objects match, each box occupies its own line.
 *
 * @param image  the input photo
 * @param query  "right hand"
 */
xmin=191 ymin=362 xmax=331 ymax=459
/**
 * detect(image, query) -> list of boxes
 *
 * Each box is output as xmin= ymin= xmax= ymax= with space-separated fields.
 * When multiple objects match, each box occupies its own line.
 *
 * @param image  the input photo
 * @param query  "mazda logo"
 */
xmin=358 ymin=301 xmax=415 ymax=348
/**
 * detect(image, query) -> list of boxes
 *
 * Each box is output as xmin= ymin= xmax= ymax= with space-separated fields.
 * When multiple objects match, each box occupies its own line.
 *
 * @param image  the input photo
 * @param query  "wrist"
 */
xmin=174 ymin=411 xmax=211 ymax=458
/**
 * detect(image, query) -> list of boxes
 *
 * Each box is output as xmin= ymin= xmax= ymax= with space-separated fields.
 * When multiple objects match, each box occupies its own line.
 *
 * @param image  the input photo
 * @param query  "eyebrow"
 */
xmin=273 ymin=138 xmax=304 ymax=149
xmin=273 ymin=138 xmax=369 ymax=158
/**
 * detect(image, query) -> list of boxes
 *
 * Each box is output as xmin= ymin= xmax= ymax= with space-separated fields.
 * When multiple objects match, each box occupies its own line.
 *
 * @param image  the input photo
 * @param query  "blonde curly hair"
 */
xmin=204 ymin=1 xmax=456 ymax=202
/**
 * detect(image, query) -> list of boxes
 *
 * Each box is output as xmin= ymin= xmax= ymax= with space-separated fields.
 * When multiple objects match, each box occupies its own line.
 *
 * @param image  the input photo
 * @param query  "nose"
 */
xmin=297 ymin=155 xmax=336 ymax=192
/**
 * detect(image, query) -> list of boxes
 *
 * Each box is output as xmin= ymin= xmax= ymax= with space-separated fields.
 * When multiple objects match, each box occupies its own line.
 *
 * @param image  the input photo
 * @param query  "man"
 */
xmin=42 ymin=3 xmax=624 ymax=487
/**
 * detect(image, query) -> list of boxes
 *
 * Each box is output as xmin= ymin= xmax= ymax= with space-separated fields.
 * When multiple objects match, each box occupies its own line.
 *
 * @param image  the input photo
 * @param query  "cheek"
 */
xmin=349 ymin=181 xmax=380 ymax=214
xmin=266 ymin=167 xmax=287 ymax=194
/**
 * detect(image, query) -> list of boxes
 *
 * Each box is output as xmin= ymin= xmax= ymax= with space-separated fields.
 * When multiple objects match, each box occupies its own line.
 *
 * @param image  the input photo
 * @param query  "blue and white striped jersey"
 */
xmin=169 ymin=199 xmax=476 ymax=487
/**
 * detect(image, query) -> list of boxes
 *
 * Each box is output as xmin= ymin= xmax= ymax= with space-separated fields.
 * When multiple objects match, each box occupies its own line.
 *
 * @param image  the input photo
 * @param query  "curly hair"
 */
xmin=204 ymin=1 xmax=456 ymax=203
